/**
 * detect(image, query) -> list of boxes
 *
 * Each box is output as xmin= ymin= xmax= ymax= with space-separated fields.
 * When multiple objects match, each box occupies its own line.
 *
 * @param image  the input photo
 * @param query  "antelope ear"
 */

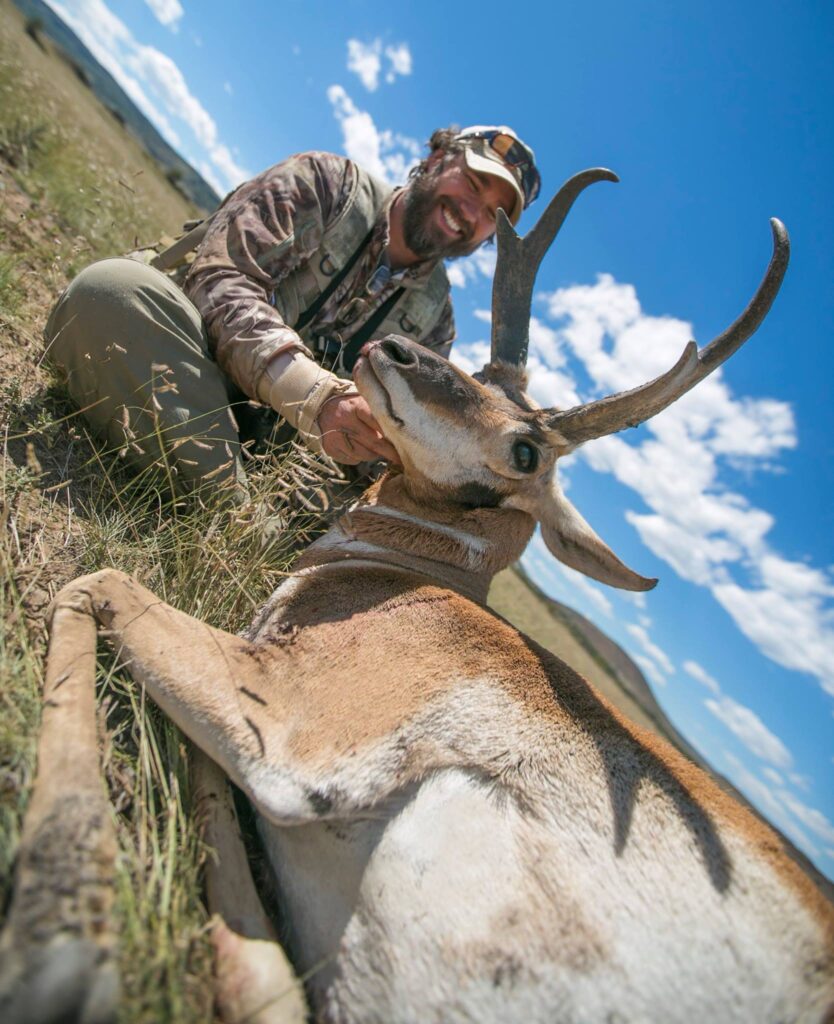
xmin=511 ymin=483 xmax=657 ymax=592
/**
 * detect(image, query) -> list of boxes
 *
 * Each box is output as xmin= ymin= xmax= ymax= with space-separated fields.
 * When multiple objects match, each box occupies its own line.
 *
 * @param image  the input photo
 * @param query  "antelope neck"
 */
xmin=295 ymin=502 xmax=497 ymax=604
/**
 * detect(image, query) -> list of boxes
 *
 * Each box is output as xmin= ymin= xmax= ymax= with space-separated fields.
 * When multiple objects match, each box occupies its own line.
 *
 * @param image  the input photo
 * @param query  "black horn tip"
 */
xmin=495 ymin=207 xmax=516 ymax=239
xmin=566 ymin=167 xmax=620 ymax=188
xmin=769 ymin=217 xmax=790 ymax=254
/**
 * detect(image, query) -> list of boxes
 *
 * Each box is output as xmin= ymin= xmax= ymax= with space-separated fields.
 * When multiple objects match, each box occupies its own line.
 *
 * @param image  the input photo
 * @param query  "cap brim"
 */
xmin=462 ymin=148 xmax=524 ymax=225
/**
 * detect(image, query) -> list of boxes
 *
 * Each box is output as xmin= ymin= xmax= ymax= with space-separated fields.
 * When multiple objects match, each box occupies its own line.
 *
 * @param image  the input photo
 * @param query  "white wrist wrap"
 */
xmin=256 ymin=351 xmax=356 ymax=452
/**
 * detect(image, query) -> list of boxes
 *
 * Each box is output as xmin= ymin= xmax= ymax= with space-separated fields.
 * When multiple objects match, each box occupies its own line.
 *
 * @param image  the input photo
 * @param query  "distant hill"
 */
xmin=489 ymin=564 xmax=834 ymax=903
xmin=11 ymin=0 xmax=221 ymax=212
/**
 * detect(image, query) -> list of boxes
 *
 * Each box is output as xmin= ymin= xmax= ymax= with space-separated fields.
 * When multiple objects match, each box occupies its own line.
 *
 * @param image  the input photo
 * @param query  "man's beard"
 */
xmin=401 ymin=162 xmax=478 ymax=261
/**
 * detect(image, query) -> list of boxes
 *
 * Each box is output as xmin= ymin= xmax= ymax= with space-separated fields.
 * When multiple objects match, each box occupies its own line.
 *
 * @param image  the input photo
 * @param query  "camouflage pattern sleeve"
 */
xmin=422 ymin=294 xmax=455 ymax=359
xmin=183 ymin=153 xmax=353 ymax=398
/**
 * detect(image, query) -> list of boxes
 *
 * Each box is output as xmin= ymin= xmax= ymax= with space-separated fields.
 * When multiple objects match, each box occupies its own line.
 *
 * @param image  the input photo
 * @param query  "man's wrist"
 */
xmin=257 ymin=351 xmax=356 ymax=451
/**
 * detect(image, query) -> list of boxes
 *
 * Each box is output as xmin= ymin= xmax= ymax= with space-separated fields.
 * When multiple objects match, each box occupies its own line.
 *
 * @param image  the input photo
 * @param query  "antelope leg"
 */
xmin=44 ymin=569 xmax=336 ymax=825
xmin=192 ymin=750 xmax=306 ymax=1024
xmin=0 ymin=588 xmax=120 ymax=1024
xmin=52 ymin=570 xmax=278 ymax=789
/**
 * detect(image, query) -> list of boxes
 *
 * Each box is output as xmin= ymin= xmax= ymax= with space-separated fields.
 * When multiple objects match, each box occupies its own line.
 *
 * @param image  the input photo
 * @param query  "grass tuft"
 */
xmin=0 ymin=250 xmax=24 ymax=319
xmin=1 ymin=386 xmax=328 ymax=1020
xmin=0 ymin=113 xmax=47 ymax=172
xmin=0 ymin=5 xmax=327 ymax=1017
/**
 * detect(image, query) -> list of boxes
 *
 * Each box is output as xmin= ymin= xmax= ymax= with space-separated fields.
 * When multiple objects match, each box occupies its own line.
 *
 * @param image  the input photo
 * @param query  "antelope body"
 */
xmin=2 ymin=171 xmax=832 ymax=1024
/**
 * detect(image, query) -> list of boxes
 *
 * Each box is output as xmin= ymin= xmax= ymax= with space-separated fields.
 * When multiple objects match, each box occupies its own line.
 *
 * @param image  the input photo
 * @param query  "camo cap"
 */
xmin=454 ymin=125 xmax=541 ymax=225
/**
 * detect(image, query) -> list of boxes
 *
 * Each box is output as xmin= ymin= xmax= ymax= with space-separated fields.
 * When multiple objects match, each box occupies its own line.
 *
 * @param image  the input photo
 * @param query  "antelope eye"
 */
xmin=512 ymin=440 xmax=539 ymax=473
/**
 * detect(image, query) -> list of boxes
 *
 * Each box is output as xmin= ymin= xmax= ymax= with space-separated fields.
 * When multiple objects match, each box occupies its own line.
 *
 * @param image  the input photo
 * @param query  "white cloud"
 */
xmin=326 ymin=86 xmax=420 ymax=185
xmin=44 ymin=0 xmax=247 ymax=192
xmin=347 ymin=38 xmax=382 ymax=91
xmin=762 ymin=766 xmax=785 ymax=786
xmin=623 ymin=509 xmax=746 ymax=586
xmin=446 ymin=248 xmax=497 ymax=289
xmin=526 ymin=356 xmax=581 ymax=411
xmin=776 ymin=789 xmax=834 ymax=845
xmin=706 ymin=695 xmax=793 ymax=768
xmin=143 ymin=0 xmax=183 ymax=29
xmin=223 ymin=81 xmax=233 ymax=95
xmin=196 ymin=160 xmax=225 ymax=199
xmin=207 ymin=143 xmax=247 ymax=194
xmin=682 ymin=659 xmax=721 ymax=694
xmin=536 ymin=273 xmax=834 ymax=699
xmin=711 ymin=581 xmax=834 ymax=697
xmin=621 ymin=590 xmax=647 ymax=609
xmin=346 ymin=39 xmax=413 ymax=91
xmin=327 ymin=85 xmax=385 ymax=178
xmin=384 ymin=42 xmax=413 ymax=82
xmin=631 ymin=653 xmax=668 ymax=689
xmin=376 ymin=129 xmax=422 ymax=184
xmin=626 ymin=622 xmax=674 ymax=679
xmin=722 ymin=753 xmax=818 ymax=856
xmin=450 ymin=338 xmax=490 ymax=377
xmin=446 ymin=263 xmax=468 ymax=289
xmin=528 ymin=316 xmax=566 ymax=369
xmin=130 ymin=45 xmax=214 ymax=145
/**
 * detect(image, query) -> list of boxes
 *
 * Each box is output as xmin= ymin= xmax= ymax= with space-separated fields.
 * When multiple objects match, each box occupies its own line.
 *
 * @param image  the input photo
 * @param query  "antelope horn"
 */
xmin=491 ymin=168 xmax=619 ymax=367
xmin=546 ymin=218 xmax=790 ymax=447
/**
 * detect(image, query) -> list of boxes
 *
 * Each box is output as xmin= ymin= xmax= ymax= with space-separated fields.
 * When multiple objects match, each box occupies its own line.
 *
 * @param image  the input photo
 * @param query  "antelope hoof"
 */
xmin=212 ymin=916 xmax=306 ymax=1024
xmin=0 ymin=794 xmax=119 ymax=1024
xmin=0 ymin=937 xmax=119 ymax=1024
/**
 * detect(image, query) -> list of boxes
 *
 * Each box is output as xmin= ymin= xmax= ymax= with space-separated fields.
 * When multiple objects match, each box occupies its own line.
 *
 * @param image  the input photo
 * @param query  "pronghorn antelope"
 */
xmin=2 ymin=169 xmax=833 ymax=1024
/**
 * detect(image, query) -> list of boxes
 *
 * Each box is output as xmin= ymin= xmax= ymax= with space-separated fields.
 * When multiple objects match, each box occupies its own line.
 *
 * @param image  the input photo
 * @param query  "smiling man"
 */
xmin=46 ymin=125 xmax=540 ymax=502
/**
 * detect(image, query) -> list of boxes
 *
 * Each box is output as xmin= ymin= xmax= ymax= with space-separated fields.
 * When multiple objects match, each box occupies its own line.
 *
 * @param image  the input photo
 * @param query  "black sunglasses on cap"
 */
xmin=455 ymin=127 xmax=541 ymax=209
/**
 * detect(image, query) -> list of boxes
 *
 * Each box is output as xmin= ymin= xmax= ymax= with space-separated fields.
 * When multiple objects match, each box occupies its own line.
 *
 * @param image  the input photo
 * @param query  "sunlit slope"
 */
xmin=489 ymin=564 xmax=834 ymax=902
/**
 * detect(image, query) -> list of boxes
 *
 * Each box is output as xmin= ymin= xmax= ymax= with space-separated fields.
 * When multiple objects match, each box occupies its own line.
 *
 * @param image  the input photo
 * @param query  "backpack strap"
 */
xmin=150 ymin=221 xmax=209 ymax=271
xmin=338 ymin=287 xmax=407 ymax=372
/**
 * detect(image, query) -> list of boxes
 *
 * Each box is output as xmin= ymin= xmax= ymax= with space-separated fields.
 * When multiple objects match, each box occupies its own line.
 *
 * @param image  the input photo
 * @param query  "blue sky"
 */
xmin=43 ymin=0 xmax=834 ymax=880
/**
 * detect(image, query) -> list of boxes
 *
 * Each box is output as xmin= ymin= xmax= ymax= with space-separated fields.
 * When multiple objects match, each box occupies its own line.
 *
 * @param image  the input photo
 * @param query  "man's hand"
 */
xmin=316 ymin=392 xmax=400 ymax=466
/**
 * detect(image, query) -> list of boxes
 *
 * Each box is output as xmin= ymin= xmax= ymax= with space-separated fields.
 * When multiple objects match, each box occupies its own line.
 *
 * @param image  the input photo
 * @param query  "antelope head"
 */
xmin=353 ymin=170 xmax=789 ymax=591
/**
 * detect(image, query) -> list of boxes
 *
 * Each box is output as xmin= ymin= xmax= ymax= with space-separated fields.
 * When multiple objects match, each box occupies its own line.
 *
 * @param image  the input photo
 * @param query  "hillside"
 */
xmin=0 ymin=3 xmax=221 ymax=1014
xmin=11 ymin=0 xmax=220 ymax=211
xmin=489 ymin=564 xmax=834 ymax=902
xmin=490 ymin=565 xmax=703 ymax=755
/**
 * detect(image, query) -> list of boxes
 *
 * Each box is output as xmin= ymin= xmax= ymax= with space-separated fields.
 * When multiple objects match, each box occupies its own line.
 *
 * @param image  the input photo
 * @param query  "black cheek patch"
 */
xmin=449 ymin=480 xmax=506 ymax=509
xmin=308 ymin=789 xmax=334 ymax=816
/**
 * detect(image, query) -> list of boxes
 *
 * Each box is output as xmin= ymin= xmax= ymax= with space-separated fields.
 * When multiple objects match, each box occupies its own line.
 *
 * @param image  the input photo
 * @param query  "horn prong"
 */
xmin=490 ymin=168 xmax=619 ymax=368
xmin=547 ymin=220 xmax=790 ymax=446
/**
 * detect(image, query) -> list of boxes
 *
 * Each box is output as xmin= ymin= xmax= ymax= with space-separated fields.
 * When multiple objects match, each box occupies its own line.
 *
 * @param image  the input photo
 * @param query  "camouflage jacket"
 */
xmin=183 ymin=152 xmax=455 ymax=399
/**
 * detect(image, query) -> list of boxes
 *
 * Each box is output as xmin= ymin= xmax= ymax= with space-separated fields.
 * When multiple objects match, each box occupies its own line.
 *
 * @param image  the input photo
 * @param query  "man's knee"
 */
xmin=46 ymin=258 xmax=211 ymax=393
xmin=49 ymin=258 xmax=173 ymax=340
xmin=57 ymin=257 xmax=146 ymax=311
xmin=47 ymin=259 xmax=144 ymax=368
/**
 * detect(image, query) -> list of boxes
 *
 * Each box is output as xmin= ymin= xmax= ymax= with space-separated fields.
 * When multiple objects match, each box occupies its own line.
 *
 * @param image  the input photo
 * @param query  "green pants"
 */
xmin=45 ymin=258 xmax=250 ymax=500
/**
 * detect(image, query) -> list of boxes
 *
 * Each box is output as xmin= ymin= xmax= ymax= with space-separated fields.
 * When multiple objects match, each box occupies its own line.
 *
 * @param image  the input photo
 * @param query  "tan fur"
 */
xmin=4 ymin=330 xmax=834 ymax=1022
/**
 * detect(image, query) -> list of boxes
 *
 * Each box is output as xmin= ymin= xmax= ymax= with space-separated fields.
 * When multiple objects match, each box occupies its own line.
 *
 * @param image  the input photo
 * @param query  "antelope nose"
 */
xmin=380 ymin=336 xmax=418 ymax=368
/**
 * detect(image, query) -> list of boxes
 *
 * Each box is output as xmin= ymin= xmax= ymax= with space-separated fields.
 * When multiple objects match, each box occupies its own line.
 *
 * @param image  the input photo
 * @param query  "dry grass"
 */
xmin=1 ymin=434 xmax=322 ymax=1021
xmin=0 ymin=4 xmax=324 ymax=1019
